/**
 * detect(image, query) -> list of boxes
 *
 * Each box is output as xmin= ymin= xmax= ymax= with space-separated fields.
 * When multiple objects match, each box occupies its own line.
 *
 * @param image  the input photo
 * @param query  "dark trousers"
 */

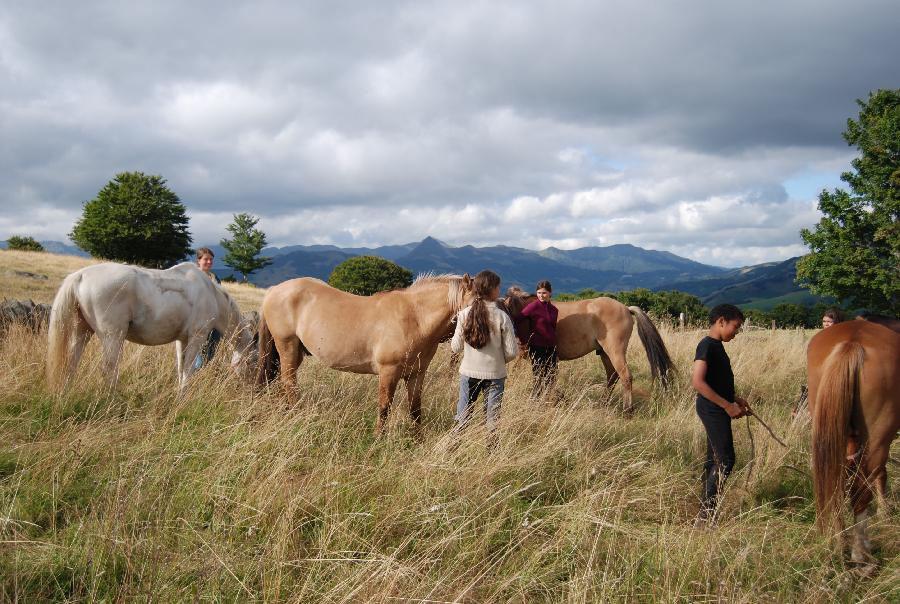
xmin=696 ymin=400 xmax=735 ymax=516
xmin=528 ymin=345 xmax=558 ymax=398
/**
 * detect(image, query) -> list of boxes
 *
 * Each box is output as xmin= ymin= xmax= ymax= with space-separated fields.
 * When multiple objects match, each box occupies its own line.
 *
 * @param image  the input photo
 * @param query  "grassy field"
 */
xmin=0 ymin=250 xmax=897 ymax=602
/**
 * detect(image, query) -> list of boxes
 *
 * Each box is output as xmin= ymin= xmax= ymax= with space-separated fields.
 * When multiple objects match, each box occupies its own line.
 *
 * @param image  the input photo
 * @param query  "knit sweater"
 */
xmin=450 ymin=301 xmax=519 ymax=379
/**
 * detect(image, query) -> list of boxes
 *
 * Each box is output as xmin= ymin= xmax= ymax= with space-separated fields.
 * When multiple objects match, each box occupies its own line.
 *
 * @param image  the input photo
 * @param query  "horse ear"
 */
xmin=462 ymin=273 xmax=472 ymax=289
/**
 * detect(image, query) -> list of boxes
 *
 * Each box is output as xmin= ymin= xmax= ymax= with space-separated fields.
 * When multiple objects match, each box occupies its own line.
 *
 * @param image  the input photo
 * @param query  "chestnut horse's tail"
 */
xmin=811 ymin=340 xmax=864 ymax=536
xmin=46 ymin=272 xmax=85 ymax=391
xmin=255 ymin=310 xmax=280 ymax=385
xmin=627 ymin=306 xmax=674 ymax=387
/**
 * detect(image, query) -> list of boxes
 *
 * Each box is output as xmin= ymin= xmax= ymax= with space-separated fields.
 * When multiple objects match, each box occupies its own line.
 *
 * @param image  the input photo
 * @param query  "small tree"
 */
xmin=329 ymin=255 xmax=414 ymax=295
xmin=220 ymin=213 xmax=273 ymax=282
xmin=70 ymin=172 xmax=192 ymax=267
xmin=770 ymin=303 xmax=809 ymax=328
xmin=797 ymin=89 xmax=900 ymax=314
xmin=5 ymin=236 xmax=44 ymax=252
xmin=650 ymin=290 xmax=708 ymax=324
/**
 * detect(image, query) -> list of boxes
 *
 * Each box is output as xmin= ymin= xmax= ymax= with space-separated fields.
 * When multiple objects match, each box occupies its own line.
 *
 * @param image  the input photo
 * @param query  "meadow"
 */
xmin=1 ymin=250 xmax=897 ymax=602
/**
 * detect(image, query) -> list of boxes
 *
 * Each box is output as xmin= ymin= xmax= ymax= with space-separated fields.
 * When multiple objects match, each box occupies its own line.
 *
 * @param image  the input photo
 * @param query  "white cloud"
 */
xmin=1 ymin=1 xmax=895 ymax=267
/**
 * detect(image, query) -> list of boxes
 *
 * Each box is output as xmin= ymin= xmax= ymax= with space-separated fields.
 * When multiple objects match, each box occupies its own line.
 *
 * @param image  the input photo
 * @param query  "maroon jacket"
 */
xmin=518 ymin=299 xmax=559 ymax=347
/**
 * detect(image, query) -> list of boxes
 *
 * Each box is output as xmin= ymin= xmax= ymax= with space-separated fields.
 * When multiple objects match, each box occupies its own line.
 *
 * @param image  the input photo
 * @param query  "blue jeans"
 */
xmin=193 ymin=328 xmax=222 ymax=370
xmin=456 ymin=375 xmax=505 ymax=431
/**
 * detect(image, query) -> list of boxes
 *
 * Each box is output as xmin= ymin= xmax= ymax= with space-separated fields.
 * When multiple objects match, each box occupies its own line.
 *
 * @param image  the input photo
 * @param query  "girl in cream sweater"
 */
xmin=451 ymin=270 xmax=519 ymax=435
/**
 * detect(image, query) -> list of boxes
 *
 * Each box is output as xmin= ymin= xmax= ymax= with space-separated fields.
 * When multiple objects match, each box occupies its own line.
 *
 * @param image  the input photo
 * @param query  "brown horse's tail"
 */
xmin=627 ymin=306 xmax=674 ymax=387
xmin=255 ymin=310 xmax=280 ymax=385
xmin=46 ymin=272 xmax=84 ymax=391
xmin=811 ymin=341 xmax=863 ymax=536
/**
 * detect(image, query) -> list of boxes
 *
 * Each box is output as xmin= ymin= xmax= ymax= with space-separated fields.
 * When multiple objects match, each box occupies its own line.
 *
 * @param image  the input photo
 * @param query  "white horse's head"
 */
xmin=212 ymin=288 xmax=257 ymax=379
xmin=230 ymin=311 xmax=259 ymax=380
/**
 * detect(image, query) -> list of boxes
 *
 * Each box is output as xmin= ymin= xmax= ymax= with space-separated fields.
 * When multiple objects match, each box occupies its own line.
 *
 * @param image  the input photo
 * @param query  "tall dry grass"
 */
xmin=0 ymin=251 xmax=897 ymax=602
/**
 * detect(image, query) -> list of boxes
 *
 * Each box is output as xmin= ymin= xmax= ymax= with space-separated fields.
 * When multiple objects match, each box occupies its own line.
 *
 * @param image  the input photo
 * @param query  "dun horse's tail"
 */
xmin=255 ymin=311 xmax=280 ymax=385
xmin=811 ymin=340 xmax=863 ymax=536
xmin=46 ymin=272 xmax=84 ymax=391
xmin=627 ymin=306 xmax=673 ymax=387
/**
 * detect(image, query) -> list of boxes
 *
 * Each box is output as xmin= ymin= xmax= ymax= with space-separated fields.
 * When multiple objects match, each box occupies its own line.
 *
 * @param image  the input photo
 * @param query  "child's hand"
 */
xmin=726 ymin=402 xmax=745 ymax=418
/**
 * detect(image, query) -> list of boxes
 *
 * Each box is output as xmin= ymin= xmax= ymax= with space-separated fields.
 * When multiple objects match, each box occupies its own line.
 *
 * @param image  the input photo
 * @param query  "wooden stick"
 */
xmin=746 ymin=408 xmax=788 ymax=448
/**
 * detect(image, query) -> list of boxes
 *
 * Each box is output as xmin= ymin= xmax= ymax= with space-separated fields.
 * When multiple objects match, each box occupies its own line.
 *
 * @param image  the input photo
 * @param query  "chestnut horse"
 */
xmin=502 ymin=289 xmax=673 ymax=411
xmin=807 ymin=320 xmax=899 ymax=569
xmin=256 ymin=274 xmax=473 ymax=432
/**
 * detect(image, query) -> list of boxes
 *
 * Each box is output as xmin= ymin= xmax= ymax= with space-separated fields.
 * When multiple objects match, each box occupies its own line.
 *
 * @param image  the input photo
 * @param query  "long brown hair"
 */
xmin=463 ymin=270 xmax=501 ymax=349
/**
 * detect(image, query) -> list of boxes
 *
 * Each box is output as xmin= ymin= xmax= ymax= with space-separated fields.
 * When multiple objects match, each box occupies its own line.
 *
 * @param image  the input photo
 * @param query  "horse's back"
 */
xmin=554 ymin=296 xmax=633 ymax=359
xmin=71 ymin=262 xmax=217 ymax=343
xmin=807 ymin=320 xmax=900 ymax=416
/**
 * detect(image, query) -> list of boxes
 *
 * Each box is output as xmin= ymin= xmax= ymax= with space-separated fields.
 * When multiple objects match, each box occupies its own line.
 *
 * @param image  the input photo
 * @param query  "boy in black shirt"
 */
xmin=691 ymin=304 xmax=749 ymax=527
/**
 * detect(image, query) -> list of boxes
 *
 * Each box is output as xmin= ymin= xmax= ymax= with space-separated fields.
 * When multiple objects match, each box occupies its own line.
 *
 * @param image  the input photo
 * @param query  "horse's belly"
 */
xmin=127 ymin=324 xmax=182 ymax=346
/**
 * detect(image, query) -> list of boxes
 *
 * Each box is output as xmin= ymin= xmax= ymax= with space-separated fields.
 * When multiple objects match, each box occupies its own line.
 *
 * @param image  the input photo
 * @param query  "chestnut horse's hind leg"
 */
xmin=375 ymin=366 xmax=401 ymax=434
xmin=849 ymin=437 xmax=891 ymax=567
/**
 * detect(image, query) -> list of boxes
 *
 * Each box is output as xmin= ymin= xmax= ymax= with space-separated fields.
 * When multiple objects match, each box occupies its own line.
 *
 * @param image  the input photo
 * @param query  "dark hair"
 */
xmin=708 ymin=304 xmax=745 ymax=325
xmin=463 ymin=270 xmax=502 ymax=349
xmin=196 ymin=247 xmax=214 ymax=259
xmin=823 ymin=307 xmax=844 ymax=323
xmin=536 ymin=280 xmax=552 ymax=293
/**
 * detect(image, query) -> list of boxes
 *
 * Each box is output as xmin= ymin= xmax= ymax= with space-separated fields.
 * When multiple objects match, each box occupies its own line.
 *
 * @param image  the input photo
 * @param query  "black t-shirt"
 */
xmin=694 ymin=336 xmax=734 ymax=410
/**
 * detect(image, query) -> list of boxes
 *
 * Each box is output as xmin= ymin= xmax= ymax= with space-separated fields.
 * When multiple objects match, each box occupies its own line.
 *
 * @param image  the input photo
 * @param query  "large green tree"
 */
xmin=220 ymin=213 xmax=273 ymax=281
xmin=328 ymin=255 xmax=414 ymax=295
xmin=796 ymin=89 xmax=900 ymax=314
xmin=70 ymin=172 xmax=192 ymax=267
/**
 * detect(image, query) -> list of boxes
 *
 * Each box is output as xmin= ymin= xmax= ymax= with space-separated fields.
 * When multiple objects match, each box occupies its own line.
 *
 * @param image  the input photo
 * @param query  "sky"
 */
xmin=1 ymin=1 xmax=897 ymax=267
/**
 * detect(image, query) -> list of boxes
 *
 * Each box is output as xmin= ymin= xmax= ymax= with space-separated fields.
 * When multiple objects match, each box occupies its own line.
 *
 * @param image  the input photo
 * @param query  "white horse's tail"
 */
xmin=46 ymin=272 xmax=84 ymax=391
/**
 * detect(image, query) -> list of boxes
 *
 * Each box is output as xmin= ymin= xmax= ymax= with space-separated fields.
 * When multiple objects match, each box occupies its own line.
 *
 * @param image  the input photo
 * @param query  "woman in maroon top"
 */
xmin=519 ymin=280 xmax=559 ymax=399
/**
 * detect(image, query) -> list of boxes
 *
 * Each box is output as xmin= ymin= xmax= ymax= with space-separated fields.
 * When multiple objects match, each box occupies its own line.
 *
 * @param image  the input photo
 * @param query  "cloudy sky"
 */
xmin=1 ymin=1 xmax=897 ymax=267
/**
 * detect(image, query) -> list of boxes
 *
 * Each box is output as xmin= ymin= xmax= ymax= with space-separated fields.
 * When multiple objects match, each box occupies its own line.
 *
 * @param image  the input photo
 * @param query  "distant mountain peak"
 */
xmin=410 ymin=236 xmax=451 ymax=255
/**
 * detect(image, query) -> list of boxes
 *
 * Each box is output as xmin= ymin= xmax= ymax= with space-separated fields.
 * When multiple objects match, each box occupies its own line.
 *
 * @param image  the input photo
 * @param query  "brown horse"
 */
xmin=256 ymin=274 xmax=473 ymax=433
xmin=502 ymin=289 xmax=673 ymax=411
xmin=857 ymin=312 xmax=900 ymax=334
xmin=807 ymin=320 xmax=899 ymax=569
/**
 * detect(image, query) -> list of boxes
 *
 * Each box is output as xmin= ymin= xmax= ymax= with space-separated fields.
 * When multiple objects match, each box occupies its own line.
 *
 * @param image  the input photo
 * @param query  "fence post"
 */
xmin=771 ymin=319 xmax=776 ymax=330
xmin=679 ymin=312 xmax=685 ymax=330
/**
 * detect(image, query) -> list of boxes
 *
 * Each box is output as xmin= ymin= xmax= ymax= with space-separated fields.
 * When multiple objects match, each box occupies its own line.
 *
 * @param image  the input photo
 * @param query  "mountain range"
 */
xmin=2 ymin=237 xmax=815 ymax=308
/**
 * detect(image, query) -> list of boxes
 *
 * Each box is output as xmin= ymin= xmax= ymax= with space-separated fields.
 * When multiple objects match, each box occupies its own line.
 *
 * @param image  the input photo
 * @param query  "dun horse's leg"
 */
xmin=601 ymin=344 xmax=633 ymax=413
xmin=405 ymin=371 xmax=426 ymax=436
xmin=375 ymin=367 xmax=401 ymax=435
xmin=597 ymin=348 xmax=620 ymax=390
xmin=275 ymin=337 xmax=302 ymax=392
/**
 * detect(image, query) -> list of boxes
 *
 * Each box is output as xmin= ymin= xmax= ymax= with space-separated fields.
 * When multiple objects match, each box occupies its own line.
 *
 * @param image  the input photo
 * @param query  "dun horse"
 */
xmin=502 ymin=289 xmax=673 ymax=411
xmin=256 ymin=275 xmax=473 ymax=433
xmin=807 ymin=320 xmax=899 ymax=569
xmin=47 ymin=262 xmax=255 ymax=392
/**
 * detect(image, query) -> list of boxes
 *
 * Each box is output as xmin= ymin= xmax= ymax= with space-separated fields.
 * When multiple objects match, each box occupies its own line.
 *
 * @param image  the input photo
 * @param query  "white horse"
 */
xmin=46 ymin=262 xmax=255 ymax=392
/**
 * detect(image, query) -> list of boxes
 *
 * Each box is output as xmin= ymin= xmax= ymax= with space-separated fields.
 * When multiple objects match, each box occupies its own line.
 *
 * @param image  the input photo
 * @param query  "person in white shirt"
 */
xmin=450 ymin=270 xmax=519 ymax=438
